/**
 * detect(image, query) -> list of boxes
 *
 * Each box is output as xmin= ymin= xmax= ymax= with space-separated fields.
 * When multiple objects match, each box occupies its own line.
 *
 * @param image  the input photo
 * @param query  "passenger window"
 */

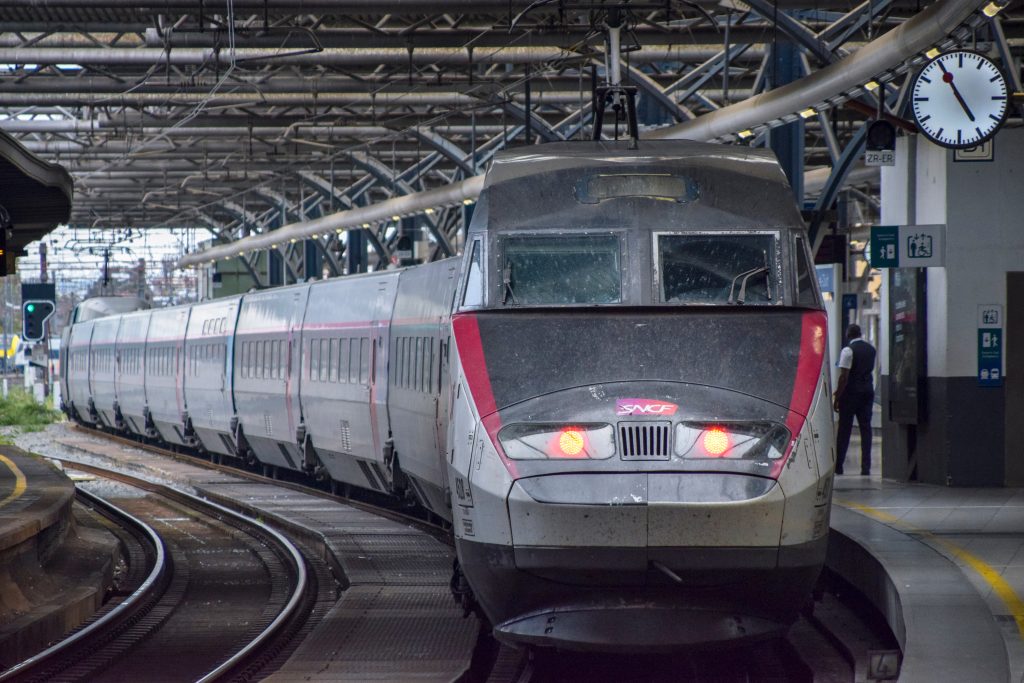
xmin=339 ymin=339 xmax=349 ymax=383
xmin=425 ymin=337 xmax=433 ymax=394
xmin=794 ymin=237 xmax=818 ymax=307
xmin=310 ymin=339 xmax=319 ymax=381
xmin=461 ymin=240 xmax=484 ymax=307
xmin=349 ymin=339 xmax=359 ymax=384
xmin=360 ymin=338 xmax=370 ymax=385
xmin=414 ymin=337 xmax=422 ymax=391
xmin=319 ymin=339 xmax=329 ymax=382
xmin=329 ymin=339 xmax=339 ymax=382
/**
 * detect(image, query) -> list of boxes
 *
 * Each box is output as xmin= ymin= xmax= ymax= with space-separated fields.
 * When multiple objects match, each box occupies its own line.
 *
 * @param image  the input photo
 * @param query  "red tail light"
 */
xmin=553 ymin=427 xmax=588 ymax=458
xmin=702 ymin=426 xmax=731 ymax=457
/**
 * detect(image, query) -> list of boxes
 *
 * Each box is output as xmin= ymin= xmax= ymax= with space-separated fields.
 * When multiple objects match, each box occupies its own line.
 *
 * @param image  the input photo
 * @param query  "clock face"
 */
xmin=911 ymin=50 xmax=1009 ymax=149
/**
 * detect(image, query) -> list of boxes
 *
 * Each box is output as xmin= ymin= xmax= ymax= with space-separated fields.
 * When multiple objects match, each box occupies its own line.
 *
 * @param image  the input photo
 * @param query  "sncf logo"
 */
xmin=616 ymin=399 xmax=678 ymax=416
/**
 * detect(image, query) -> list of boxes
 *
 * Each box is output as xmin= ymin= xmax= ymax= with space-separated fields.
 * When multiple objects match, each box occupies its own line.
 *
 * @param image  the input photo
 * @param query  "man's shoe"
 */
xmin=835 ymin=468 xmax=844 ymax=475
xmin=860 ymin=470 xmax=870 ymax=476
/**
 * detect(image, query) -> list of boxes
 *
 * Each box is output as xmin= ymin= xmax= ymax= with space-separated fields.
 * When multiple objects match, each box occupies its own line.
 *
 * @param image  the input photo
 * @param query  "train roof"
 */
xmin=72 ymin=296 xmax=150 ymax=323
xmin=472 ymin=140 xmax=804 ymax=234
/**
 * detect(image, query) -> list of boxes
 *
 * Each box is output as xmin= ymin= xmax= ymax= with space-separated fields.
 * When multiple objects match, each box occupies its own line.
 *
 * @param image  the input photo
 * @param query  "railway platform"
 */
xmin=825 ymin=436 xmax=1020 ymax=682
xmin=0 ymin=446 xmax=119 ymax=669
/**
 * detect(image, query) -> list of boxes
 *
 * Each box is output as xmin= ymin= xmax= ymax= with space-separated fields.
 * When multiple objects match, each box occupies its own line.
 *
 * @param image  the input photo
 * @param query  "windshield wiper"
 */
xmin=727 ymin=251 xmax=773 ymax=305
xmin=727 ymin=266 xmax=762 ymax=304
xmin=502 ymin=262 xmax=518 ymax=305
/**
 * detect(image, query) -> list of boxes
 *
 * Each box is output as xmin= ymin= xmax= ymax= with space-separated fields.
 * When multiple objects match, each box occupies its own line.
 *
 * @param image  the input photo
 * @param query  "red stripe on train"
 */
xmin=773 ymin=310 xmax=828 ymax=479
xmin=451 ymin=314 xmax=517 ymax=477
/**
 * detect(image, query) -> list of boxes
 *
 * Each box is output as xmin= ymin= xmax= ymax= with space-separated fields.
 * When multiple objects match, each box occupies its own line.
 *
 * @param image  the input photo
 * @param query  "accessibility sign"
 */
xmin=869 ymin=224 xmax=946 ymax=268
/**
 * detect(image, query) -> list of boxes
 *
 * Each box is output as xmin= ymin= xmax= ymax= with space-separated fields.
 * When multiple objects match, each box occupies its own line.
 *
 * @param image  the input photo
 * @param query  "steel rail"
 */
xmin=0 ymin=489 xmax=167 ymax=683
xmin=47 ymin=458 xmax=311 ymax=683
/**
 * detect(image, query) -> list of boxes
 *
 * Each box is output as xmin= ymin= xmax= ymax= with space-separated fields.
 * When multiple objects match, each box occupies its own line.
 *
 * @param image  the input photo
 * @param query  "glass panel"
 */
xmin=658 ymin=233 xmax=777 ymax=305
xmin=794 ymin=237 xmax=818 ymax=306
xmin=502 ymin=235 xmax=621 ymax=305
xmin=359 ymin=338 xmax=370 ymax=385
xmin=414 ymin=337 xmax=422 ymax=391
xmin=462 ymin=240 xmax=484 ymax=307
xmin=319 ymin=339 xmax=329 ymax=381
xmin=339 ymin=339 xmax=349 ymax=383
xmin=349 ymin=339 xmax=359 ymax=384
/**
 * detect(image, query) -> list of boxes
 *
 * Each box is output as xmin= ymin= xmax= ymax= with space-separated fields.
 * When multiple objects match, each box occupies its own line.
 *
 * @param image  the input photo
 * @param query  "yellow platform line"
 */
xmin=0 ymin=453 xmax=27 ymax=509
xmin=839 ymin=499 xmax=1024 ymax=637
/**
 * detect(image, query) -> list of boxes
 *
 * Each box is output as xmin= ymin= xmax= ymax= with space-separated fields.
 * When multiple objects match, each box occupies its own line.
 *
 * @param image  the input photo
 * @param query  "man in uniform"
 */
xmin=833 ymin=324 xmax=876 ymax=475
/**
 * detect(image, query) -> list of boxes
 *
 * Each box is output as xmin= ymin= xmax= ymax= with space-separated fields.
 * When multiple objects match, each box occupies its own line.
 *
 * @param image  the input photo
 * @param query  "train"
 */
xmin=61 ymin=140 xmax=835 ymax=652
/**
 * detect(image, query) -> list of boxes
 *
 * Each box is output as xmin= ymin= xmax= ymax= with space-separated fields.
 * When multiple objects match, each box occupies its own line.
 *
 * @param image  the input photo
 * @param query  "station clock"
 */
xmin=911 ymin=50 xmax=1009 ymax=149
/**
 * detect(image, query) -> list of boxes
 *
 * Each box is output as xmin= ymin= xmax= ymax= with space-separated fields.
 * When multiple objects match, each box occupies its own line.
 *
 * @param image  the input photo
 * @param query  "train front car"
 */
xmin=447 ymin=140 xmax=834 ymax=652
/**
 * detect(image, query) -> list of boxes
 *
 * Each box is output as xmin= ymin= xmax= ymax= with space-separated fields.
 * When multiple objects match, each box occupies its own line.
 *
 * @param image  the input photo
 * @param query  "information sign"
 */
xmin=869 ymin=224 xmax=945 ymax=268
xmin=978 ymin=304 xmax=1004 ymax=387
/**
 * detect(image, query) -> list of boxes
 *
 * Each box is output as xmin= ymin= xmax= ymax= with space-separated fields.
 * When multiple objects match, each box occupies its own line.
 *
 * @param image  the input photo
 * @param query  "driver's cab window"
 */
xmin=461 ymin=239 xmax=484 ymax=308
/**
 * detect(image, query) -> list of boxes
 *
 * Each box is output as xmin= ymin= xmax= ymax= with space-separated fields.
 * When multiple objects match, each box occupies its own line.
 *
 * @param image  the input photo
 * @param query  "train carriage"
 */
xmin=145 ymin=306 xmax=191 ymax=445
xmin=388 ymin=258 xmax=461 ymax=514
xmin=87 ymin=315 xmax=120 ymax=429
xmin=113 ymin=309 xmax=152 ymax=436
xmin=298 ymin=270 xmax=398 ymax=491
xmin=445 ymin=140 xmax=834 ymax=649
xmin=65 ymin=319 xmax=96 ymax=424
xmin=183 ymin=296 xmax=240 ymax=457
xmin=233 ymin=285 xmax=309 ymax=471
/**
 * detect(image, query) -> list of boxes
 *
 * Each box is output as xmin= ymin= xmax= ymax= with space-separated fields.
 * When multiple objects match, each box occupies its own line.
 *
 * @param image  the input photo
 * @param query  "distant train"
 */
xmin=62 ymin=140 xmax=835 ymax=651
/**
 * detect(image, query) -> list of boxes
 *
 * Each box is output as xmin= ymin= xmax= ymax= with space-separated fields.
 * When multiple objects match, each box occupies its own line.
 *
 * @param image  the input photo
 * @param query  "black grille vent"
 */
xmin=618 ymin=421 xmax=672 ymax=460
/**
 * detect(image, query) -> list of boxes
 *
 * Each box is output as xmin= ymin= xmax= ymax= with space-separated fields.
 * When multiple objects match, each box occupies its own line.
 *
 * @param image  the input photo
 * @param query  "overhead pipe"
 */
xmin=0 ymin=90 xmax=594 ymax=108
xmin=645 ymin=0 xmax=991 ymax=141
xmin=0 ymin=45 xmax=737 ymax=67
xmin=177 ymin=175 xmax=484 ymax=268
xmin=0 ymin=0 xmax=919 ymax=8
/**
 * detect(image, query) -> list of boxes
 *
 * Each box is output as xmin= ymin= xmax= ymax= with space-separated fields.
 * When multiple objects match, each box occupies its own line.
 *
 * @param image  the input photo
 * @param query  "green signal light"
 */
xmin=25 ymin=303 xmax=35 ymax=313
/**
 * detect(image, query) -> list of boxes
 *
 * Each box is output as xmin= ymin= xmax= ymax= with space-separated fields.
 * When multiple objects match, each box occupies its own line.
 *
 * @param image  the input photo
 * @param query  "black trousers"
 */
xmin=836 ymin=390 xmax=874 ymax=474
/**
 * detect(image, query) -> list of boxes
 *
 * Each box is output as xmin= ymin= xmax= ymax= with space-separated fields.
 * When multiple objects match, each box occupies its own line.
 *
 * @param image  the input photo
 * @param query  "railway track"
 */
xmin=33 ymin=424 xmax=895 ymax=682
xmin=0 ymin=461 xmax=319 ymax=683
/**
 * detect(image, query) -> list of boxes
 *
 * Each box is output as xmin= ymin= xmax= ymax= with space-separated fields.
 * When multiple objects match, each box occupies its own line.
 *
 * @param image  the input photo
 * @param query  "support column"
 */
xmin=767 ymin=39 xmax=804 ymax=204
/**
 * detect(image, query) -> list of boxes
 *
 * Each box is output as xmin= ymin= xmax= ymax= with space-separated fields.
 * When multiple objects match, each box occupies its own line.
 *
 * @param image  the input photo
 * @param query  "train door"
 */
xmin=285 ymin=287 xmax=310 ymax=446
xmin=434 ymin=263 xmax=460 ymax=460
xmin=370 ymin=280 xmax=395 ymax=460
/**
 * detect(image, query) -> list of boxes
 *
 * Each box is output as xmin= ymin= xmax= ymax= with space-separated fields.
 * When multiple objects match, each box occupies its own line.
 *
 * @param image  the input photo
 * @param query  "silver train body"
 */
xmin=61 ymin=141 xmax=834 ymax=651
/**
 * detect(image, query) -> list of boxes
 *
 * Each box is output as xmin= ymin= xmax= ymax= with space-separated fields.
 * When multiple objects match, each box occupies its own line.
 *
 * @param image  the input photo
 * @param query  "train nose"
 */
xmin=508 ymin=472 xmax=785 ymax=583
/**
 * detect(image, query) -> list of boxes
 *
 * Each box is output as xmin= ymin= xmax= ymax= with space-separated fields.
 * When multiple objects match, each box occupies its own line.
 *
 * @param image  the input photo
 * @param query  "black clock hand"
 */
xmin=937 ymin=61 xmax=976 ymax=122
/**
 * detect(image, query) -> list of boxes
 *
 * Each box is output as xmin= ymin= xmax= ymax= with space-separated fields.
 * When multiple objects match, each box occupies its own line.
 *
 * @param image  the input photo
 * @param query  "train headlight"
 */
xmin=498 ymin=423 xmax=616 ymax=460
xmin=675 ymin=422 xmax=790 ymax=461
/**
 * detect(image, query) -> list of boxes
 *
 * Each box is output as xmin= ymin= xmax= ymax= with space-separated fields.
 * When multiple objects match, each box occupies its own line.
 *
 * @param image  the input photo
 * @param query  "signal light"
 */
xmin=702 ymin=426 xmax=731 ymax=457
xmin=555 ymin=428 xmax=587 ymax=458
xmin=22 ymin=300 xmax=55 ymax=341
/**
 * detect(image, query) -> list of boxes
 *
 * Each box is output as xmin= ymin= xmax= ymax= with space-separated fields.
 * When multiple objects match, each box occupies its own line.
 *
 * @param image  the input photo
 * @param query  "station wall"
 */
xmin=879 ymin=128 xmax=1024 ymax=486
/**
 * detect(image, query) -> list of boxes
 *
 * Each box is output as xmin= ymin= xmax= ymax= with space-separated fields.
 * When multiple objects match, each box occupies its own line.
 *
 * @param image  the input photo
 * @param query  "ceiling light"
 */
xmin=737 ymin=129 xmax=753 ymax=139
xmin=799 ymin=108 xmax=816 ymax=119
xmin=925 ymin=48 xmax=941 ymax=59
xmin=864 ymin=81 xmax=880 ymax=91
xmin=983 ymin=2 xmax=1004 ymax=17
xmin=462 ymin=199 xmax=474 ymax=205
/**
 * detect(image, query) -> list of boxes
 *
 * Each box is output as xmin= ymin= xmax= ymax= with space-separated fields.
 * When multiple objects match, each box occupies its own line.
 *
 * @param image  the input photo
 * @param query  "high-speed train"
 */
xmin=61 ymin=140 xmax=835 ymax=651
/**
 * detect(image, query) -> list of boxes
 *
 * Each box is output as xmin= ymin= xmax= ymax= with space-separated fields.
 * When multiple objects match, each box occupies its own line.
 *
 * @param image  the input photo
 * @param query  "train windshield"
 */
xmin=657 ymin=232 xmax=779 ymax=305
xmin=501 ymin=234 xmax=621 ymax=306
